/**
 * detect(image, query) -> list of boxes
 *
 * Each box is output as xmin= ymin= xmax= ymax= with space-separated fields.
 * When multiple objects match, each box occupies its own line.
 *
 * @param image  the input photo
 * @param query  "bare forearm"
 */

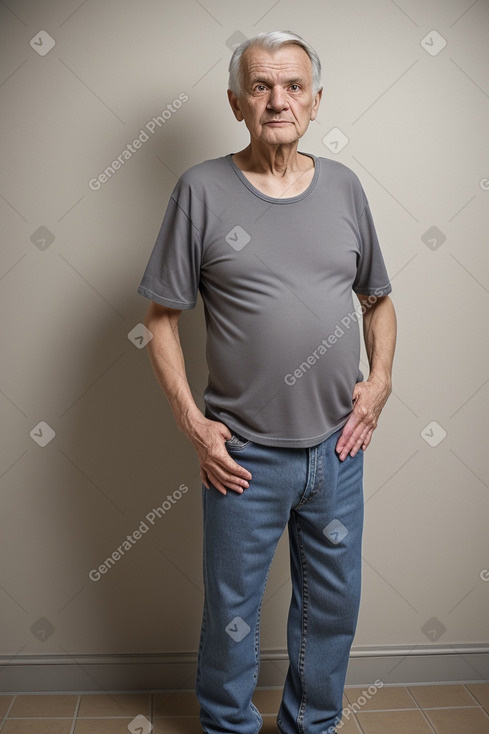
xmin=362 ymin=295 xmax=397 ymax=388
xmin=143 ymin=302 xmax=251 ymax=494
xmin=144 ymin=305 xmax=203 ymax=436
xmin=336 ymin=295 xmax=397 ymax=460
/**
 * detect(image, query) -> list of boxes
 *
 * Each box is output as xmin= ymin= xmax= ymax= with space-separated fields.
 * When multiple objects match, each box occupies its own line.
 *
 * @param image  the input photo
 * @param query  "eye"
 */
xmin=289 ymin=84 xmax=301 ymax=92
xmin=253 ymin=84 xmax=268 ymax=93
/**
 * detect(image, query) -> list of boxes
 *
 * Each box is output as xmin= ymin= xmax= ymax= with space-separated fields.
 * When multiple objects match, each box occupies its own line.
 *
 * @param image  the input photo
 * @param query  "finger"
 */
xmin=348 ymin=435 xmax=365 ymax=458
xmin=206 ymin=461 xmax=250 ymax=489
xmin=342 ymin=422 xmax=365 ymax=451
xmin=220 ymin=454 xmax=252 ymax=481
xmin=336 ymin=416 xmax=360 ymax=453
xmin=361 ymin=429 xmax=374 ymax=451
xmin=228 ymin=484 xmax=246 ymax=494
xmin=213 ymin=460 xmax=251 ymax=487
xmin=231 ymin=464 xmax=252 ymax=481
xmin=208 ymin=472 xmax=244 ymax=495
xmin=219 ymin=471 xmax=248 ymax=490
xmin=205 ymin=470 xmax=229 ymax=495
xmin=203 ymin=455 xmax=251 ymax=490
xmin=339 ymin=427 xmax=366 ymax=461
xmin=213 ymin=483 xmax=227 ymax=496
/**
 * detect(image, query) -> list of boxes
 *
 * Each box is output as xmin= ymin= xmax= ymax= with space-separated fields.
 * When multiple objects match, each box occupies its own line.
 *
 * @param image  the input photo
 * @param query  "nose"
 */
xmin=267 ymin=85 xmax=289 ymax=112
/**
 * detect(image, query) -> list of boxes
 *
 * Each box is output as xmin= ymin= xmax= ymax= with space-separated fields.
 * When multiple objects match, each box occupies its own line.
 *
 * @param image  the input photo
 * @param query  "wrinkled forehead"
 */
xmin=240 ymin=43 xmax=313 ymax=85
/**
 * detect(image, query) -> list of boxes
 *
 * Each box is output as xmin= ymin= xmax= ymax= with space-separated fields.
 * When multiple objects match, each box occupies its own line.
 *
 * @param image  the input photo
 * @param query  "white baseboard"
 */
xmin=0 ymin=646 xmax=488 ymax=692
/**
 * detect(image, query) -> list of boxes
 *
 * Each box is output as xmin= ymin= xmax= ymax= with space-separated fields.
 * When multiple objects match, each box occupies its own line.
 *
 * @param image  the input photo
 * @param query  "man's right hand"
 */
xmin=143 ymin=303 xmax=251 ymax=495
xmin=187 ymin=417 xmax=252 ymax=495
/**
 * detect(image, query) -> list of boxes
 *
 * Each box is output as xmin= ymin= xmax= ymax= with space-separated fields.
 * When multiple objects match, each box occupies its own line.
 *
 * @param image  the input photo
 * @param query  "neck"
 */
xmin=235 ymin=142 xmax=305 ymax=177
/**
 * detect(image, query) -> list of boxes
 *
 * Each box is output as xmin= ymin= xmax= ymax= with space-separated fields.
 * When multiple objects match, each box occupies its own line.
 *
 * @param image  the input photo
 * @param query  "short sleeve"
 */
xmin=137 ymin=183 xmax=202 ymax=310
xmin=352 ymin=202 xmax=392 ymax=297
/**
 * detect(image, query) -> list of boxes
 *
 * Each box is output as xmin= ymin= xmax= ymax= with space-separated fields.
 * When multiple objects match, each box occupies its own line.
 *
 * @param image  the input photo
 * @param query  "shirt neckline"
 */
xmin=225 ymin=153 xmax=320 ymax=204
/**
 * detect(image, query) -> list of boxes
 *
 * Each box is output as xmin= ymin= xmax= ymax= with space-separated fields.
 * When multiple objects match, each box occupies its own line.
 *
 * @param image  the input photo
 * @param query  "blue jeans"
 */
xmin=196 ymin=427 xmax=364 ymax=734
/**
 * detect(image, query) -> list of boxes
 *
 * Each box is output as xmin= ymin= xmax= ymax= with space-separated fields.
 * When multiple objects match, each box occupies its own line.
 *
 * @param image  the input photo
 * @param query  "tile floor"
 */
xmin=0 ymin=683 xmax=488 ymax=733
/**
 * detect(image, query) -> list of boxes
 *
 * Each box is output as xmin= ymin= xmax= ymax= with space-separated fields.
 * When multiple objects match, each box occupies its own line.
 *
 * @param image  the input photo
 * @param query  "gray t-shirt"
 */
xmin=138 ymin=153 xmax=392 ymax=448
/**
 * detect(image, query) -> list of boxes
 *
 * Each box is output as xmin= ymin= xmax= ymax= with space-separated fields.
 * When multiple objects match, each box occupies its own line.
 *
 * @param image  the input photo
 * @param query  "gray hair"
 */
xmin=228 ymin=31 xmax=322 ymax=97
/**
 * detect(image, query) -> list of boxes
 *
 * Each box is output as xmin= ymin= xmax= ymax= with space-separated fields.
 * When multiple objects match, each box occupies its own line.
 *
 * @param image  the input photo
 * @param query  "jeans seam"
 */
xmin=254 ymin=601 xmax=261 ymax=683
xmin=296 ymin=524 xmax=308 ymax=733
xmin=254 ymin=555 xmax=274 ymax=679
xmin=294 ymin=447 xmax=317 ymax=510
xmin=196 ymin=486 xmax=208 ymax=697
xmin=195 ymin=606 xmax=206 ymax=696
xmin=246 ymin=554 xmax=275 ymax=729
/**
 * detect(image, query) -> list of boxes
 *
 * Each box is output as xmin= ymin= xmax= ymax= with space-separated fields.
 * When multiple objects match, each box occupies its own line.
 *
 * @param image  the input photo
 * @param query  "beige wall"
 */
xmin=1 ymin=0 xmax=488 ymax=689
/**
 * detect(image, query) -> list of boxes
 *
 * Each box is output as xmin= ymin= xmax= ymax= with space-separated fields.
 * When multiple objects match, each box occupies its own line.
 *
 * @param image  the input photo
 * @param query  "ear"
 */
xmin=310 ymin=87 xmax=323 ymax=121
xmin=227 ymin=89 xmax=244 ymax=122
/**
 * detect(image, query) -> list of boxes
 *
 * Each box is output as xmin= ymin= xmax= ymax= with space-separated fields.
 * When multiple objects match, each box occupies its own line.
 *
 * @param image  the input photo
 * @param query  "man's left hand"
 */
xmin=335 ymin=377 xmax=391 ymax=461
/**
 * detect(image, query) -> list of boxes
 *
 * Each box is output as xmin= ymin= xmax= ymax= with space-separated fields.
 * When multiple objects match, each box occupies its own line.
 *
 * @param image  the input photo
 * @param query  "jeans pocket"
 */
xmin=225 ymin=433 xmax=251 ymax=452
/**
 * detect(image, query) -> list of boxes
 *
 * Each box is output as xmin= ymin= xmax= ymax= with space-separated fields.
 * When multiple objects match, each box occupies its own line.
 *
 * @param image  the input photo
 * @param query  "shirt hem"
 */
xmin=354 ymin=283 xmax=392 ymax=297
xmin=137 ymin=285 xmax=196 ymax=310
xmin=206 ymin=408 xmax=350 ymax=449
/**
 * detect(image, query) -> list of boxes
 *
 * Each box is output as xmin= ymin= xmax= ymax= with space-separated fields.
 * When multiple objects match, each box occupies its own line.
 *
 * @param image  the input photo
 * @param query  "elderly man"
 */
xmin=138 ymin=30 xmax=396 ymax=734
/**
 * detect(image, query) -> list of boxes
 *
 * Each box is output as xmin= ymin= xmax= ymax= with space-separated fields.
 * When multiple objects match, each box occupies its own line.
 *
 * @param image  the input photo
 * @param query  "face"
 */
xmin=228 ymin=44 xmax=322 ymax=147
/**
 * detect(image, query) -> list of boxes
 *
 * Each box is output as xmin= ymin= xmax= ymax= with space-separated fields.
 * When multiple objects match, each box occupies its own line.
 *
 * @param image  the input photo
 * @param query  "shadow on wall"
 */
xmin=49 ymin=107 xmax=217 ymax=672
xmin=65 ymin=295 xmax=208 ymax=652
xmin=18 ymin=297 xmax=209 ymax=689
xmin=3 ymin=109 xmax=273 ymax=690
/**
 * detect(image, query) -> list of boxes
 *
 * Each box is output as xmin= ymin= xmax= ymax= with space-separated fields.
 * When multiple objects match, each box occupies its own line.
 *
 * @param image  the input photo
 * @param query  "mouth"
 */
xmin=264 ymin=120 xmax=292 ymax=126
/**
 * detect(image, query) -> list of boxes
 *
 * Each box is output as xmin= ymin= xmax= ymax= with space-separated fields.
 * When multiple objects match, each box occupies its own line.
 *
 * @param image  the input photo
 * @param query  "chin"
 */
xmin=260 ymin=130 xmax=299 ymax=145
